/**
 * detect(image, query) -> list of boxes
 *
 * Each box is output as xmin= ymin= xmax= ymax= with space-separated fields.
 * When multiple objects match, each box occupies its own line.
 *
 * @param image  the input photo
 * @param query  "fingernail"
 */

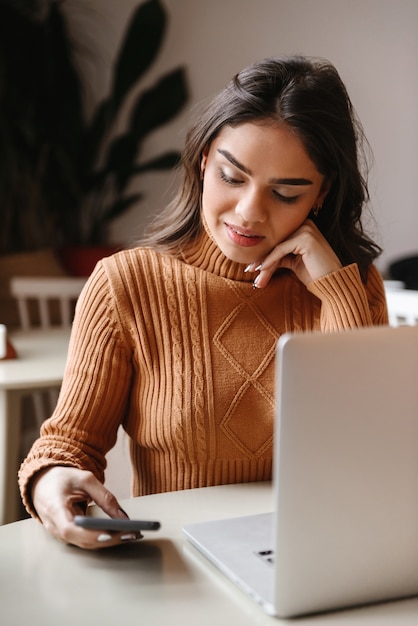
xmin=120 ymin=532 xmax=142 ymax=542
xmin=255 ymin=264 xmax=263 ymax=271
xmin=118 ymin=508 xmax=129 ymax=519
xmin=253 ymin=275 xmax=261 ymax=289
xmin=97 ymin=533 xmax=112 ymax=542
xmin=244 ymin=263 xmax=255 ymax=273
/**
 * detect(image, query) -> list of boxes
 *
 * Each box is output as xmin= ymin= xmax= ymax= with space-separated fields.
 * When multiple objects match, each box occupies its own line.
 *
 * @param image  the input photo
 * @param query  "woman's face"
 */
xmin=201 ymin=121 xmax=329 ymax=266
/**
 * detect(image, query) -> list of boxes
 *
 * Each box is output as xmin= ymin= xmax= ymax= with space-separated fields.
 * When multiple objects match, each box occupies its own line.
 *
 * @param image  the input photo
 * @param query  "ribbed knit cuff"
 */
xmin=307 ymin=264 xmax=373 ymax=329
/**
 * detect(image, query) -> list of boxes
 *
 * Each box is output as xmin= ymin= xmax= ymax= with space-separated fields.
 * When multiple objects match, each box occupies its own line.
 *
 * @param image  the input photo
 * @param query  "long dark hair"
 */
xmin=141 ymin=55 xmax=381 ymax=278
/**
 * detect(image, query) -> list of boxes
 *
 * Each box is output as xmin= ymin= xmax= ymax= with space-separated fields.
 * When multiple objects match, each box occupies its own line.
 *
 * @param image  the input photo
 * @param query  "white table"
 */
xmin=1 ymin=482 xmax=417 ymax=626
xmin=0 ymin=327 xmax=70 ymax=524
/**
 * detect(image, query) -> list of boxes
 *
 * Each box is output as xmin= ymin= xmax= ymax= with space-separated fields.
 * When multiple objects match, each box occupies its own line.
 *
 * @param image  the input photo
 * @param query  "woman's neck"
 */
xmin=179 ymin=219 xmax=253 ymax=283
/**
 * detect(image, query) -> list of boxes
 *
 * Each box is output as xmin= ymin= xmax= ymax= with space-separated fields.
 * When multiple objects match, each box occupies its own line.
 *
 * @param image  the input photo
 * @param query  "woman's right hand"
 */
xmin=31 ymin=466 xmax=140 ymax=550
xmin=251 ymin=219 xmax=343 ymax=289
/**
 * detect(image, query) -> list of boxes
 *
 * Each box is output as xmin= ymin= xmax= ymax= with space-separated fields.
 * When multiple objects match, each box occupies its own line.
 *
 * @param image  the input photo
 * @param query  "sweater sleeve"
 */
xmin=18 ymin=262 xmax=134 ymax=517
xmin=307 ymin=263 xmax=388 ymax=331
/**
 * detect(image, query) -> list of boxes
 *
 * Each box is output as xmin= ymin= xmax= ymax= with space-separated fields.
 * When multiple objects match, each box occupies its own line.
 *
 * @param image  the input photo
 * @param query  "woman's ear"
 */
xmin=316 ymin=178 xmax=332 ymax=205
xmin=200 ymin=147 xmax=209 ymax=179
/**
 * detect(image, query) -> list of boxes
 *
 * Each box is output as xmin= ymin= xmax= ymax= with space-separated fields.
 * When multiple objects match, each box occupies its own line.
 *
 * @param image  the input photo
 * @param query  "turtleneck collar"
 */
xmin=179 ymin=216 xmax=254 ymax=283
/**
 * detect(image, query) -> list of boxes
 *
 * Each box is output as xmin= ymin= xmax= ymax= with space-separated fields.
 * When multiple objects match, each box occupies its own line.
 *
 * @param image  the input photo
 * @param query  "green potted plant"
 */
xmin=60 ymin=0 xmax=189 ymax=274
xmin=0 ymin=0 xmax=189 ymax=275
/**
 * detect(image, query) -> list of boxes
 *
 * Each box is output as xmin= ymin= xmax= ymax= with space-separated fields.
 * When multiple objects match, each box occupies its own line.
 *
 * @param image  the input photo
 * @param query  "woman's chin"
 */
xmin=218 ymin=244 xmax=254 ymax=266
xmin=218 ymin=239 xmax=268 ymax=266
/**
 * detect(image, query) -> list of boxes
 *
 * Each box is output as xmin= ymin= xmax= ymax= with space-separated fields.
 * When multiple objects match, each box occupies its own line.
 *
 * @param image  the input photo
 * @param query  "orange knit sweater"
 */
xmin=19 ymin=228 xmax=388 ymax=515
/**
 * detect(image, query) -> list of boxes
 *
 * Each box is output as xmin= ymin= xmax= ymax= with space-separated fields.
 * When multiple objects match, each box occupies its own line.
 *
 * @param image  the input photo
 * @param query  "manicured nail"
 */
xmin=120 ymin=533 xmax=137 ymax=542
xmin=244 ymin=263 xmax=255 ymax=272
xmin=253 ymin=276 xmax=261 ymax=289
xmin=97 ymin=533 xmax=112 ymax=542
xmin=255 ymin=264 xmax=263 ymax=271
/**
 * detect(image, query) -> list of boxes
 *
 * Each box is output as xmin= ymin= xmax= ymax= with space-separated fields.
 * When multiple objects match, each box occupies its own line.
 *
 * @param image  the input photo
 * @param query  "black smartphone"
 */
xmin=74 ymin=515 xmax=161 ymax=532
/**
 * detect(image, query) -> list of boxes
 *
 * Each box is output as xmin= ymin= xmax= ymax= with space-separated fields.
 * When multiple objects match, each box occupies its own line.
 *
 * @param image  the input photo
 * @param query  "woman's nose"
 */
xmin=235 ymin=189 xmax=267 ymax=223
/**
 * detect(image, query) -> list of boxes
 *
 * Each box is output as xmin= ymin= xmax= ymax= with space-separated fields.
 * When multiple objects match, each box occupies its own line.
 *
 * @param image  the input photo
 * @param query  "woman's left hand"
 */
xmin=252 ymin=219 xmax=343 ymax=288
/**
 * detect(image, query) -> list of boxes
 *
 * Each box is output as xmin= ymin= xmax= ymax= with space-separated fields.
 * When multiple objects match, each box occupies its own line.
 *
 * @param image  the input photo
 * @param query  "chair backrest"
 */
xmin=384 ymin=287 xmax=418 ymax=327
xmin=10 ymin=276 xmax=87 ymax=329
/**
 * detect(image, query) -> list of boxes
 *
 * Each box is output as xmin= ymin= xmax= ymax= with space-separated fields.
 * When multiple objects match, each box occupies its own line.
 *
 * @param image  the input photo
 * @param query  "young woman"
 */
xmin=19 ymin=55 xmax=388 ymax=549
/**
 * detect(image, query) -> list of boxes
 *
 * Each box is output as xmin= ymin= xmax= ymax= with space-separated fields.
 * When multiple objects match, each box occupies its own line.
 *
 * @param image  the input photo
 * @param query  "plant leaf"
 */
xmin=109 ymin=0 xmax=166 ymax=118
xmin=82 ymin=100 xmax=111 ymax=188
xmin=99 ymin=134 xmax=138 ymax=193
xmin=129 ymin=67 xmax=189 ymax=139
xmin=133 ymin=150 xmax=181 ymax=173
xmin=102 ymin=193 xmax=143 ymax=223
xmin=97 ymin=64 xmax=187 ymax=193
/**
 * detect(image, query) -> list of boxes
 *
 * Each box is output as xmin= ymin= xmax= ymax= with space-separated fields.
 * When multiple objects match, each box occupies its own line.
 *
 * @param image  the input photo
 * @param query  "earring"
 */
xmin=312 ymin=203 xmax=322 ymax=217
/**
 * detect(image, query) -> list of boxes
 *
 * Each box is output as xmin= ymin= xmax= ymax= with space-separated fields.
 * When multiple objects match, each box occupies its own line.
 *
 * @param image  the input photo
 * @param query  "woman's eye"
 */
xmin=218 ymin=169 xmax=301 ymax=204
xmin=273 ymin=191 xmax=299 ymax=204
xmin=219 ymin=169 xmax=243 ymax=185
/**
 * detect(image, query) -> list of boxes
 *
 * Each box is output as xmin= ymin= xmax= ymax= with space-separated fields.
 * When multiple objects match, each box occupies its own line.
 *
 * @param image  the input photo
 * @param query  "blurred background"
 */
xmin=1 ymin=0 xmax=417 ymax=278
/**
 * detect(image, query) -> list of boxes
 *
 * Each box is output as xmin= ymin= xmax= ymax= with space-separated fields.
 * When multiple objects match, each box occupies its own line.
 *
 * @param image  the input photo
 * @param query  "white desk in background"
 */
xmin=0 ymin=327 xmax=70 ymax=525
xmin=1 ymin=482 xmax=417 ymax=626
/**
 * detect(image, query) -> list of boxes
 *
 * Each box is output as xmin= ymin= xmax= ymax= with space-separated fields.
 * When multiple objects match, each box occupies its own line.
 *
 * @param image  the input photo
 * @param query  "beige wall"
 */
xmin=71 ymin=0 xmax=418 ymax=273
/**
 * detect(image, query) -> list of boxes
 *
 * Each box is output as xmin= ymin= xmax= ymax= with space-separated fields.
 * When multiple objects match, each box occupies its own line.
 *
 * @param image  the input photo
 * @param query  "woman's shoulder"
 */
xmin=94 ymin=246 xmax=182 ymax=290
xmin=79 ymin=248 xmax=175 ymax=323
xmin=100 ymin=246 xmax=170 ymax=272
xmin=105 ymin=245 xmax=160 ymax=263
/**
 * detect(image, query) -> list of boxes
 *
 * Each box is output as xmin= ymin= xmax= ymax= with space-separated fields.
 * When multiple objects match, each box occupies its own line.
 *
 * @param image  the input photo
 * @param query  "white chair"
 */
xmin=10 ymin=276 xmax=87 ymax=330
xmin=384 ymin=284 xmax=418 ymax=326
xmin=10 ymin=275 xmax=87 ymax=414
xmin=10 ymin=276 xmax=86 ymax=454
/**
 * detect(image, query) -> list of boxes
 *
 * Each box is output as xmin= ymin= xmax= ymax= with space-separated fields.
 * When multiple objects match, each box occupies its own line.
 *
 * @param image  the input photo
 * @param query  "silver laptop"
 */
xmin=183 ymin=325 xmax=418 ymax=618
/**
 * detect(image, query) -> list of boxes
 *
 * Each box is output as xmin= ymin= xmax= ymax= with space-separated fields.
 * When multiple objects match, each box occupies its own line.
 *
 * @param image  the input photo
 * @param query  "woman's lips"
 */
xmin=225 ymin=223 xmax=264 ymax=248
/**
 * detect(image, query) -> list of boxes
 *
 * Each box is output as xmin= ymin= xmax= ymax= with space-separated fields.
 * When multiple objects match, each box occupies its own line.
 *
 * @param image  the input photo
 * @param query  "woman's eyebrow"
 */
xmin=218 ymin=149 xmax=251 ymax=175
xmin=217 ymin=149 xmax=313 ymax=186
xmin=273 ymin=177 xmax=313 ymax=186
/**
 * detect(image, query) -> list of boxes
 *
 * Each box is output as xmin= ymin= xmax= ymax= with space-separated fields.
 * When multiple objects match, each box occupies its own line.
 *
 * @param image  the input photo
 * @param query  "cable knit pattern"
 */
xmin=19 ymin=227 xmax=388 ymax=516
